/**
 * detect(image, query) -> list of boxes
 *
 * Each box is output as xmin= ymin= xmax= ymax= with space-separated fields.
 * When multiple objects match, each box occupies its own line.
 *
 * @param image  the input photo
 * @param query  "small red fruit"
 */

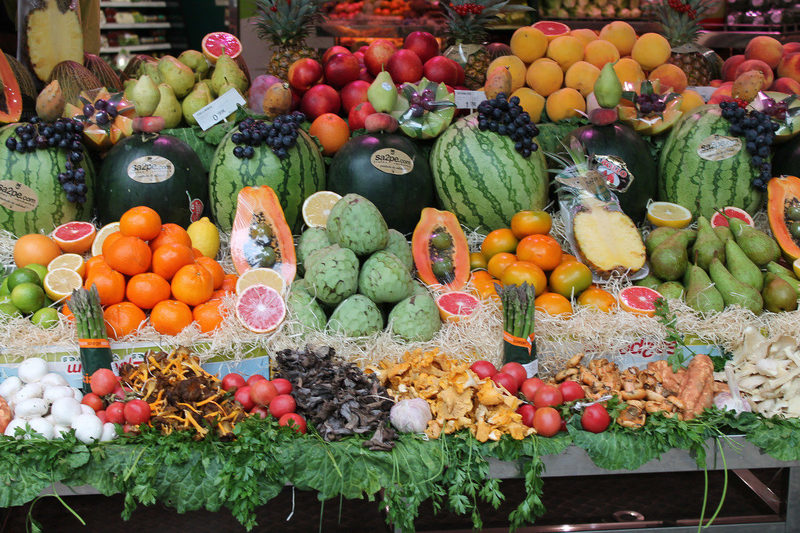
xmin=533 ymin=385 xmax=563 ymax=409
xmin=520 ymin=377 xmax=545 ymax=401
xmin=272 ymin=378 xmax=293 ymax=395
xmin=559 ymin=381 xmax=585 ymax=402
xmin=90 ymin=368 xmax=117 ymax=396
xmin=470 ymin=360 xmax=497 ymax=379
xmin=500 ymin=362 xmax=527 ymax=387
xmin=246 ymin=374 xmax=267 ymax=386
xmin=106 ymin=401 xmax=126 ymax=424
xmin=279 ymin=412 xmax=307 ymax=434
xmin=222 ymin=373 xmax=246 ymax=391
xmin=269 ymin=394 xmax=296 ymax=418
xmin=250 ymin=379 xmax=278 ymax=406
xmin=516 ymin=404 xmax=535 ymax=427
xmin=235 ymin=385 xmax=255 ymax=411
xmin=491 ymin=372 xmax=518 ymax=396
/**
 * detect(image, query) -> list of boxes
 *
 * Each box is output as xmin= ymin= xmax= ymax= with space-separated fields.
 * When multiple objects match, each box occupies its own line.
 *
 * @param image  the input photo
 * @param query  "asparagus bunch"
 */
xmin=496 ymin=282 xmax=536 ymax=339
xmin=70 ymin=286 xmax=108 ymax=340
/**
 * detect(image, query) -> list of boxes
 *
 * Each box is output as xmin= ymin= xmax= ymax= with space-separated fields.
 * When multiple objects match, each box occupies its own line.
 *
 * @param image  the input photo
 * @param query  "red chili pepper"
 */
xmin=0 ymin=49 xmax=22 ymax=124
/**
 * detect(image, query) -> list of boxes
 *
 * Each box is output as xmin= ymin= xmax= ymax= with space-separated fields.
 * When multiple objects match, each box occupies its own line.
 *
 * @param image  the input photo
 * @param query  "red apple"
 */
xmin=358 ymin=45 xmax=369 ymax=54
xmin=404 ymin=31 xmax=440 ymax=64
xmin=301 ymin=84 xmax=341 ymax=119
xmin=358 ymin=67 xmax=374 ymax=82
xmin=387 ymin=49 xmax=423 ymax=84
xmin=516 ymin=404 xmax=535 ymax=427
xmin=288 ymin=58 xmax=323 ymax=92
xmin=423 ymin=55 xmax=459 ymax=86
xmin=324 ymin=53 xmax=361 ymax=88
xmin=341 ymin=79 xmax=370 ymax=113
xmin=323 ymin=45 xmax=351 ymax=64
xmin=348 ymin=101 xmax=375 ymax=131
xmin=290 ymin=87 xmax=302 ymax=111
xmin=365 ymin=39 xmax=397 ymax=76
xmin=353 ymin=51 xmax=365 ymax=65
xmin=453 ymin=60 xmax=465 ymax=86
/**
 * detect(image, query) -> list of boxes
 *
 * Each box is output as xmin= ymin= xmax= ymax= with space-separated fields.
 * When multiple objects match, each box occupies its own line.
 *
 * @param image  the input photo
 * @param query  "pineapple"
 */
xmin=654 ymin=0 xmax=723 ymax=86
xmin=255 ymin=0 xmax=325 ymax=80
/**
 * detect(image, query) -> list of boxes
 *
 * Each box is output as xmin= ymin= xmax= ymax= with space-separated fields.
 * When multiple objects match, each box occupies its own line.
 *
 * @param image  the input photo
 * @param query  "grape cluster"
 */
xmin=4 ymin=117 xmax=88 ymax=204
xmin=761 ymin=97 xmax=789 ymax=122
xmin=81 ymin=98 xmax=120 ymax=125
xmin=719 ymin=100 xmax=778 ymax=189
xmin=635 ymin=93 xmax=667 ymax=115
xmin=409 ymin=89 xmax=436 ymax=118
xmin=448 ymin=2 xmax=484 ymax=15
xmin=231 ymin=112 xmax=305 ymax=160
xmin=476 ymin=94 xmax=539 ymax=158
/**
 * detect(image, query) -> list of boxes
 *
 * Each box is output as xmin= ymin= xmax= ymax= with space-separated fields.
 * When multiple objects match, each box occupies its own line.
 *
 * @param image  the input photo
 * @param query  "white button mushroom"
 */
xmin=17 ymin=358 xmax=48 ymax=384
xmin=99 ymin=422 xmax=117 ymax=442
xmin=72 ymin=413 xmax=103 ymax=444
xmin=14 ymin=383 xmax=43 ymax=403
xmin=14 ymin=398 xmax=48 ymax=419
xmin=4 ymin=418 xmax=27 ymax=438
xmin=43 ymin=385 xmax=74 ymax=404
xmin=0 ymin=376 xmax=22 ymax=401
xmin=50 ymin=397 xmax=82 ymax=426
xmin=39 ymin=373 xmax=68 ymax=388
xmin=27 ymin=417 xmax=54 ymax=440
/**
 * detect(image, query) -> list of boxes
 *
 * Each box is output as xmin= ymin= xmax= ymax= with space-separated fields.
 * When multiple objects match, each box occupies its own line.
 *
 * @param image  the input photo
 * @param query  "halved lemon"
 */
xmin=236 ymin=268 xmax=287 ymax=295
xmin=47 ymin=253 xmax=86 ymax=278
xmin=91 ymin=222 xmax=121 ymax=256
xmin=302 ymin=191 xmax=342 ymax=228
xmin=43 ymin=268 xmax=83 ymax=302
xmin=793 ymin=258 xmax=800 ymax=279
xmin=646 ymin=202 xmax=692 ymax=229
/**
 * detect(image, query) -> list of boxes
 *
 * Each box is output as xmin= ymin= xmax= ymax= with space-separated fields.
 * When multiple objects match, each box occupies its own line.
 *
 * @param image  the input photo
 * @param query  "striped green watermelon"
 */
xmin=658 ymin=105 xmax=762 ymax=219
xmin=430 ymin=113 xmax=549 ymax=231
xmin=208 ymin=128 xmax=325 ymax=232
xmin=0 ymin=125 xmax=94 ymax=236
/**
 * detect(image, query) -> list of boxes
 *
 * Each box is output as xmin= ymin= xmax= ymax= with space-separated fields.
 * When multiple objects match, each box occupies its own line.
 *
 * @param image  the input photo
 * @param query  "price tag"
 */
xmin=193 ymin=88 xmax=247 ymax=131
xmin=454 ymin=90 xmax=487 ymax=110
xmin=688 ymin=86 xmax=716 ymax=103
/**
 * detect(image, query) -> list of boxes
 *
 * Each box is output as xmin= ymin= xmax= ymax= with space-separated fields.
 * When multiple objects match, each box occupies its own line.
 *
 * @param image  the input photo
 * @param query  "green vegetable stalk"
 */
xmin=70 ymin=286 xmax=114 ymax=392
xmin=497 ymin=283 xmax=537 ymax=368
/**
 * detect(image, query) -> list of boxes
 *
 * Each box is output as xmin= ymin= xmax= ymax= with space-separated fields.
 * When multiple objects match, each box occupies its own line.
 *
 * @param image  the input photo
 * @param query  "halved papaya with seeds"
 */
xmin=767 ymin=175 xmax=800 ymax=261
xmin=0 ymin=50 xmax=23 ymax=124
xmin=230 ymin=186 xmax=296 ymax=283
xmin=412 ymin=207 xmax=470 ymax=291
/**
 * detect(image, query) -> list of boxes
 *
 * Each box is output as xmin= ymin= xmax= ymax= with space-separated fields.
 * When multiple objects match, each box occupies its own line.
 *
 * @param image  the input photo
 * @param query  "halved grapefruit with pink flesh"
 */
xmin=51 ymin=221 xmax=97 ymax=254
xmin=618 ymin=286 xmax=662 ymax=317
xmin=531 ymin=21 xmax=570 ymax=41
xmin=201 ymin=32 xmax=243 ymax=64
xmin=235 ymin=284 xmax=286 ymax=333
xmin=436 ymin=291 xmax=479 ymax=322
xmin=710 ymin=206 xmax=754 ymax=228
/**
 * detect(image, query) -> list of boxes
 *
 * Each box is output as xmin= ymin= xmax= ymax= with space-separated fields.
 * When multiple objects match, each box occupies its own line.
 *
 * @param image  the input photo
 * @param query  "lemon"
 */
xmin=47 ymin=253 xmax=86 ymax=278
xmin=43 ymin=268 xmax=83 ymax=302
xmin=91 ymin=222 xmax=121 ymax=256
xmin=187 ymin=217 xmax=220 ymax=259
xmin=794 ymin=258 xmax=800 ymax=279
xmin=302 ymin=191 xmax=342 ymax=228
xmin=235 ymin=268 xmax=286 ymax=295
xmin=646 ymin=202 xmax=692 ymax=229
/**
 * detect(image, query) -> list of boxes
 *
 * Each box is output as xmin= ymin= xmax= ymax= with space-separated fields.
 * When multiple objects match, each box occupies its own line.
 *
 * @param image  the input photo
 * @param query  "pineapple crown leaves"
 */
xmin=652 ymin=0 xmax=715 ymax=45
xmin=254 ymin=0 xmax=326 ymax=46
xmin=443 ymin=0 xmax=530 ymax=43
xmin=549 ymin=139 xmax=613 ymax=203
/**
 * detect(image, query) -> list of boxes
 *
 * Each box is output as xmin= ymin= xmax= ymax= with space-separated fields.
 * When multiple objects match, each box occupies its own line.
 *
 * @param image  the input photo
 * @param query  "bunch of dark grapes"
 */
xmin=231 ymin=112 xmax=305 ymax=160
xmin=476 ymin=94 xmax=539 ymax=158
xmin=635 ymin=93 xmax=666 ymax=114
xmin=409 ymin=89 xmax=436 ymax=118
xmin=719 ymin=100 xmax=778 ymax=189
xmin=81 ymin=98 xmax=120 ymax=125
xmin=4 ymin=117 xmax=88 ymax=204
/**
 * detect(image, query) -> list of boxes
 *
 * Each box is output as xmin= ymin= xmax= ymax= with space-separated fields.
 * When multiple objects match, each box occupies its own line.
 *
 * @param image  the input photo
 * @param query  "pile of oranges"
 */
xmin=63 ymin=206 xmax=236 ymax=339
xmin=470 ymin=210 xmax=617 ymax=316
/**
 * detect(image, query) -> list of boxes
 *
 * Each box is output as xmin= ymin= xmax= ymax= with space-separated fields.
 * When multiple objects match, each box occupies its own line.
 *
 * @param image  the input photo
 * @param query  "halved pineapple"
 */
xmin=25 ymin=0 xmax=84 ymax=81
xmin=574 ymin=196 xmax=646 ymax=277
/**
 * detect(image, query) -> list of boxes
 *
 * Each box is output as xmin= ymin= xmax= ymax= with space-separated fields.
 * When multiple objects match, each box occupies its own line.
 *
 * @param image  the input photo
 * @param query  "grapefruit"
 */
xmin=235 ymin=284 xmax=286 ymax=333
xmin=52 ymin=222 xmax=97 ymax=254
xmin=618 ymin=286 xmax=662 ymax=317
xmin=709 ymin=206 xmax=754 ymax=228
xmin=436 ymin=291 xmax=479 ymax=322
xmin=201 ymin=32 xmax=243 ymax=64
xmin=532 ymin=21 xmax=570 ymax=41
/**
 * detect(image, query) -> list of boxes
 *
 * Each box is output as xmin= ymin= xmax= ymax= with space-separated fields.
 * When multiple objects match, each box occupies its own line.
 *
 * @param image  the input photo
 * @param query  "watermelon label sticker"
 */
xmin=189 ymin=198 xmax=204 ymax=222
xmin=370 ymin=148 xmax=414 ymax=175
xmin=697 ymin=135 xmax=742 ymax=161
xmin=0 ymin=180 xmax=38 ymax=212
xmin=594 ymin=155 xmax=633 ymax=193
xmin=127 ymin=156 xmax=175 ymax=183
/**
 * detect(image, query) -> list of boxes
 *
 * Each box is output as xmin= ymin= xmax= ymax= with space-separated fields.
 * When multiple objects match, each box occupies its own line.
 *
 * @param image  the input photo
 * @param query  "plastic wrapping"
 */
xmin=390 ymin=79 xmax=456 ymax=140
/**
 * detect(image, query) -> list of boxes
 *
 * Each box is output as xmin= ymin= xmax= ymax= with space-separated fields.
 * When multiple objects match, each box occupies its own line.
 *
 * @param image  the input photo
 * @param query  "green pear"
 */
xmin=708 ymin=256 xmax=763 ymax=314
xmin=182 ymin=83 xmax=213 ymax=126
xmin=762 ymin=273 xmax=798 ymax=312
xmin=158 ymin=55 xmax=195 ymax=98
xmin=594 ymin=63 xmax=623 ymax=109
xmin=152 ymin=83 xmax=182 ymax=129
xmin=657 ymin=281 xmax=684 ymax=300
xmin=635 ymin=273 xmax=663 ymax=290
xmin=765 ymin=262 xmax=800 ymax=297
xmin=725 ymin=238 xmax=763 ymax=291
xmin=645 ymin=227 xmax=677 ymax=255
xmin=123 ymin=78 xmax=136 ymax=101
xmin=130 ymin=75 xmax=160 ymax=117
xmin=728 ymin=217 xmax=780 ymax=267
xmin=650 ymin=230 xmax=691 ymax=281
xmin=684 ymin=263 xmax=724 ymax=314
xmin=178 ymin=50 xmax=210 ymax=80
xmin=139 ymin=61 xmax=162 ymax=84
xmin=367 ymin=70 xmax=397 ymax=113
xmin=692 ymin=216 xmax=725 ymax=270
xmin=714 ymin=225 xmax=733 ymax=244
xmin=210 ymin=54 xmax=248 ymax=96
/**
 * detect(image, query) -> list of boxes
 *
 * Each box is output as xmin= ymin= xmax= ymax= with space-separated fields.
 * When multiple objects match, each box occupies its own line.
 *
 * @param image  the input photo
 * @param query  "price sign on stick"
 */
xmin=193 ymin=88 xmax=247 ymax=131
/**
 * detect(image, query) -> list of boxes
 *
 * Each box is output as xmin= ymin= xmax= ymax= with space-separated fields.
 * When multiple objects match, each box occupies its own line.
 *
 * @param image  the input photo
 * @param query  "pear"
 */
xmin=650 ymin=230 xmax=691 ymax=281
xmin=594 ymin=63 xmax=623 ymax=109
xmin=158 ymin=55 xmax=195 ymax=98
xmin=367 ymin=70 xmax=397 ymax=113
xmin=728 ymin=217 xmax=780 ymax=267
xmin=765 ymin=262 xmax=800 ymax=297
xmin=684 ymin=263 xmax=724 ymax=314
xmin=182 ymin=83 xmax=213 ymax=126
xmin=762 ymin=273 xmax=798 ymax=312
xmin=692 ymin=216 xmax=725 ymax=270
xmin=657 ymin=281 xmax=684 ymax=300
xmin=139 ymin=61 xmax=162 ymax=84
xmin=152 ymin=83 xmax=182 ymax=129
xmin=129 ymin=75 xmax=160 ymax=117
xmin=725 ymin=238 xmax=763 ymax=291
xmin=178 ymin=50 xmax=210 ymax=80
xmin=635 ymin=273 xmax=663 ymax=290
xmin=210 ymin=54 xmax=248 ymax=96
xmin=645 ymin=227 xmax=677 ymax=255
xmin=714 ymin=225 xmax=733 ymax=243
xmin=708 ymin=256 xmax=763 ymax=314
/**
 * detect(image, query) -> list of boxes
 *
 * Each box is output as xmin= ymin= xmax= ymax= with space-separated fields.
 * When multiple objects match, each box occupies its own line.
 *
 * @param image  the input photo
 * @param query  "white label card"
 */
xmin=454 ymin=90 xmax=487 ymax=110
xmin=688 ymin=86 xmax=716 ymax=103
xmin=193 ymin=88 xmax=247 ymax=131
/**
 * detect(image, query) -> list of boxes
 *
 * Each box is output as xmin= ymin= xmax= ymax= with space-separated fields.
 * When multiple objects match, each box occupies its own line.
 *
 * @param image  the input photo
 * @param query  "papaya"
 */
xmin=0 ymin=51 xmax=23 ymax=123
xmin=767 ymin=175 xmax=800 ymax=261
xmin=230 ymin=186 xmax=297 ymax=284
xmin=412 ymin=207 xmax=470 ymax=291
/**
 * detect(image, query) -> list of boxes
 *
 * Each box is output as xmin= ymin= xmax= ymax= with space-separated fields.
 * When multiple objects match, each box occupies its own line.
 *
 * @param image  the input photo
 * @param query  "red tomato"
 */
xmin=250 ymin=380 xmax=278 ymax=407
xmin=235 ymin=386 xmax=255 ymax=411
xmin=272 ymin=378 xmax=293 ymax=395
xmin=520 ymin=377 xmax=545 ymax=401
xmin=279 ymin=413 xmax=307 ymax=434
xmin=491 ymin=372 xmax=518 ymax=396
xmin=533 ymin=407 xmax=561 ymax=437
xmin=106 ymin=401 xmax=126 ymax=424
xmin=516 ymin=404 xmax=535 ymax=427
xmin=500 ymin=362 xmax=527 ymax=387
xmin=81 ymin=393 xmax=104 ymax=412
xmin=124 ymin=399 xmax=151 ymax=425
xmin=470 ymin=360 xmax=497 ymax=379
xmin=250 ymin=405 xmax=270 ymax=419
xmin=112 ymin=384 xmax=126 ymax=400
xmin=123 ymin=424 xmax=137 ymax=434
xmin=221 ymin=373 xmax=246 ymax=391
xmin=581 ymin=403 xmax=611 ymax=433
xmin=96 ymin=410 xmax=108 ymax=424
xmin=533 ymin=385 xmax=563 ymax=408
xmin=559 ymin=381 xmax=585 ymax=402
xmin=269 ymin=394 xmax=296 ymax=418
xmin=90 ymin=368 xmax=117 ymax=396
xmin=246 ymin=374 xmax=267 ymax=386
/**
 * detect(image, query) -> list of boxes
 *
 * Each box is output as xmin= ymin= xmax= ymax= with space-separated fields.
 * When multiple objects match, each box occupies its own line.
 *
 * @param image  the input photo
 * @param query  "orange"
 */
xmin=308 ymin=113 xmax=350 ymax=156
xmin=583 ymin=39 xmax=620 ymax=70
xmin=104 ymin=235 xmax=152 ymax=276
xmin=84 ymin=255 xmax=108 ymax=277
xmin=61 ymin=302 xmax=75 ymax=323
xmin=126 ymin=272 xmax=172 ymax=310
xmin=545 ymin=87 xmax=586 ymax=122
xmin=487 ymin=55 xmax=527 ymax=92
xmin=209 ymin=289 xmax=232 ymax=300
xmin=149 ymin=223 xmax=192 ymax=252
xmin=631 ymin=33 xmax=671 ymax=71
xmin=220 ymin=274 xmax=238 ymax=292
xmin=560 ymin=253 xmax=578 ymax=264
xmin=104 ymin=302 xmax=146 ymax=340
xmin=480 ymin=228 xmax=518 ymax=259
xmin=14 ymin=234 xmax=61 ymax=268
xmin=469 ymin=252 xmax=488 ymax=270
xmin=546 ymin=35 xmax=584 ymax=71
xmin=193 ymin=299 xmax=227 ymax=333
xmin=171 ymin=264 xmax=214 ymax=306
xmin=548 ymin=261 xmax=592 ymax=299
xmin=500 ymin=261 xmax=547 ymax=295
xmin=565 ymin=61 xmax=601 ymax=97
xmin=195 ymin=256 xmax=225 ymax=289
xmin=101 ymin=231 xmax=125 ymax=257
xmin=516 ymin=234 xmax=562 ymax=271
xmin=119 ymin=206 xmax=162 ymax=241
xmin=510 ymin=26 xmax=548 ymax=63
xmin=599 ymin=20 xmax=637 ymax=56
xmin=525 ymin=58 xmax=564 ymax=97
xmin=577 ymin=286 xmax=617 ymax=312
xmin=534 ymin=292 xmax=573 ymax=316
xmin=510 ymin=87 xmax=545 ymax=122
xmin=487 ymin=252 xmax=517 ymax=279
xmin=150 ymin=300 xmax=193 ymax=336
xmin=613 ymin=57 xmax=646 ymax=90
xmin=532 ymin=21 xmax=570 ymax=42
xmin=570 ymin=28 xmax=598 ymax=45
xmin=84 ymin=267 xmax=125 ymax=306
xmin=510 ymin=210 xmax=552 ymax=239
xmin=470 ymin=270 xmax=500 ymax=300
xmin=151 ymin=243 xmax=196 ymax=281
xmin=192 ymin=248 xmax=204 ymax=258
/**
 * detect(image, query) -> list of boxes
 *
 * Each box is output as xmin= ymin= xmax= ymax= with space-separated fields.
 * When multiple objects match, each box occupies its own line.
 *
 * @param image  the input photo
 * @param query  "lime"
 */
xmin=0 ymin=277 xmax=9 ymax=297
xmin=31 ymin=307 xmax=59 ymax=329
xmin=7 ymin=268 xmax=42 ymax=290
xmin=0 ymin=302 xmax=21 ymax=320
xmin=10 ymin=282 xmax=45 ymax=314
xmin=25 ymin=263 xmax=48 ymax=284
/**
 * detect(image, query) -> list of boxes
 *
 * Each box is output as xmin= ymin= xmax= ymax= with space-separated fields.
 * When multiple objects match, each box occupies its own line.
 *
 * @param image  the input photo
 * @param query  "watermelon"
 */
xmin=658 ymin=105 xmax=762 ymax=219
xmin=430 ymin=113 xmax=549 ymax=231
xmin=773 ymin=133 xmax=800 ymax=177
xmin=0 ymin=125 xmax=95 ymax=236
xmin=209 ymin=128 xmax=325 ymax=233
xmin=96 ymin=133 xmax=208 ymax=226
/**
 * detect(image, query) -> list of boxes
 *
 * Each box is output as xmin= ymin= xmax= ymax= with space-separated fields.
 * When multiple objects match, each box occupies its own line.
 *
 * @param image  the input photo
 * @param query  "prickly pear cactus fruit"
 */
xmin=358 ymin=250 xmax=413 ymax=303
xmin=388 ymin=292 xmax=441 ymax=342
xmin=383 ymin=229 xmax=414 ymax=272
xmin=304 ymin=244 xmax=359 ymax=306
xmin=327 ymin=294 xmax=384 ymax=337
xmin=326 ymin=194 xmax=389 ymax=256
